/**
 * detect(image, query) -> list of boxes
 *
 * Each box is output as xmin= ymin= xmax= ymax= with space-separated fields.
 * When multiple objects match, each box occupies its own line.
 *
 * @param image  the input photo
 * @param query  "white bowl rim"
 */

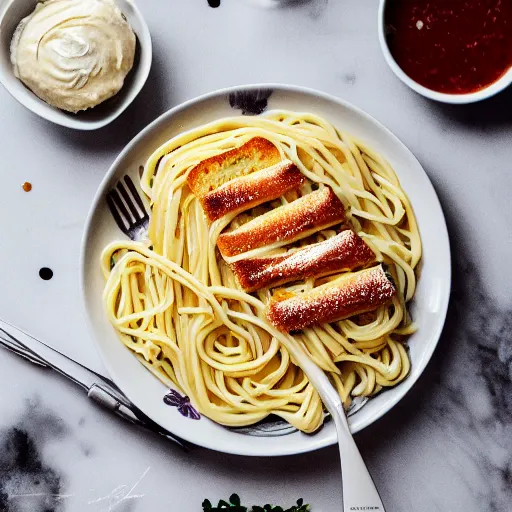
xmin=0 ymin=0 xmax=153 ymax=130
xmin=80 ymin=83 xmax=452 ymax=456
xmin=377 ymin=0 xmax=512 ymax=104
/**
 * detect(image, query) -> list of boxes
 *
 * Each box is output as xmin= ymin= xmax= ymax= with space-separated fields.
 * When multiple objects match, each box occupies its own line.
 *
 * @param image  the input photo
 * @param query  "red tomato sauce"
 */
xmin=385 ymin=0 xmax=512 ymax=94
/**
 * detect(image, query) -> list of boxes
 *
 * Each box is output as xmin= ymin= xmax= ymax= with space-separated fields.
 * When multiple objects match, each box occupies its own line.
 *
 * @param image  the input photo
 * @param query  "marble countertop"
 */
xmin=1 ymin=1 xmax=511 ymax=511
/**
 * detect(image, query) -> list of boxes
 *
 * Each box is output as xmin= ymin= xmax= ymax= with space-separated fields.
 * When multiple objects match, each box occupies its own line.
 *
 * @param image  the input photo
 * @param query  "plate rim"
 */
xmin=80 ymin=83 xmax=451 ymax=456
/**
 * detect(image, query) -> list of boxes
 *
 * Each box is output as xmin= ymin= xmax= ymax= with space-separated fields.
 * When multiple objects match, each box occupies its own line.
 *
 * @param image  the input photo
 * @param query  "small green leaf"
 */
xmin=230 ymin=494 xmax=241 ymax=506
xmin=204 ymin=494 xmax=309 ymax=512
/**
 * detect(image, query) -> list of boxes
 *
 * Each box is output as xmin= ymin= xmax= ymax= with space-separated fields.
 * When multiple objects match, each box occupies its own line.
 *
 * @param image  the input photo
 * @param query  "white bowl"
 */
xmin=0 ymin=0 xmax=152 ymax=130
xmin=378 ymin=0 xmax=512 ymax=104
xmin=81 ymin=84 xmax=451 ymax=456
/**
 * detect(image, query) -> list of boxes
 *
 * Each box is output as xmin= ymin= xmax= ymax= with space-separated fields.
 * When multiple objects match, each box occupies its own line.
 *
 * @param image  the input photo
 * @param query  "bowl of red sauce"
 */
xmin=378 ymin=0 xmax=512 ymax=103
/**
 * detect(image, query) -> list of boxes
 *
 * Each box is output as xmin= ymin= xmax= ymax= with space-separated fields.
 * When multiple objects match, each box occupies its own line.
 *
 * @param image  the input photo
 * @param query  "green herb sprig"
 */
xmin=202 ymin=494 xmax=309 ymax=512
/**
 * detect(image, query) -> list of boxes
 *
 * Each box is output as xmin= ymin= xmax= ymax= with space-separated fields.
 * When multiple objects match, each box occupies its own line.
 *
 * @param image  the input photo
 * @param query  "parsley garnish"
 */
xmin=202 ymin=494 xmax=309 ymax=511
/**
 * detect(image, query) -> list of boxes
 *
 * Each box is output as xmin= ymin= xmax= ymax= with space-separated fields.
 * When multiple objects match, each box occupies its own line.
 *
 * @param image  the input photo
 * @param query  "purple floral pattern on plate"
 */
xmin=228 ymin=88 xmax=273 ymax=115
xmin=163 ymin=389 xmax=200 ymax=420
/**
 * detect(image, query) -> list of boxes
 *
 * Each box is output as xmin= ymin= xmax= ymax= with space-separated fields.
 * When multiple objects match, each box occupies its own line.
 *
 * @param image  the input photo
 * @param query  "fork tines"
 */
xmin=107 ymin=175 xmax=149 ymax=239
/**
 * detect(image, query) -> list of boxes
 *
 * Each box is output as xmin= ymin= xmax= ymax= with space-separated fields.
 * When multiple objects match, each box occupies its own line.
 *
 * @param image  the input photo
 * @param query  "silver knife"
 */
xmin=0 ymin=318 xmax=192 ymax=451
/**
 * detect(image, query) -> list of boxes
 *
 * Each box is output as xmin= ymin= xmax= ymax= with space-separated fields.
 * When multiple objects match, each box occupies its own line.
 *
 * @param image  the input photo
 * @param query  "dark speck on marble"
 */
xmin=80 ymin=443 xmax=93 ymax=457
xmin=39 ymin=268 xmax=53 ymax=281
xmin=307 ymin=0 xmax=328 ymax=20
xmin=342 ymin=72 xmax=357 ymax=85
xmin=77 ymin=417 xmax=85 ymax=427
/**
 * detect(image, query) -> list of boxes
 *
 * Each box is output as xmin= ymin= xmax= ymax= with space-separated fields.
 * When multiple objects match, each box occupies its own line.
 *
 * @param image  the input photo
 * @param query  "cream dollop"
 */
xmin=11 ymin=0 xmax=136 ymax=113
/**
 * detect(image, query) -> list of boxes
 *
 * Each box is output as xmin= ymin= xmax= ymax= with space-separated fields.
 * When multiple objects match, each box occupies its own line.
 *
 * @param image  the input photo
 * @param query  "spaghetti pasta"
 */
xmin=101 ymin=111 xmax=421 ymax=433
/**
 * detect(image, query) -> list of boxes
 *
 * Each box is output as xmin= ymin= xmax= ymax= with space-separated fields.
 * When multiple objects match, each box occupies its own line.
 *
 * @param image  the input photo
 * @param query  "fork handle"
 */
xmin=293 ymin=351 xmax=386 ymax=512
xmin=333 ymin=403 xmax=386 ymax=512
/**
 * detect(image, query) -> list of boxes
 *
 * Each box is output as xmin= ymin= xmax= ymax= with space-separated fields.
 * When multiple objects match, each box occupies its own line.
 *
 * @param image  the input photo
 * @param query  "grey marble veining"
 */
xmin=357 ymin=235 xmax=512 ymax=512
xmin=0 ymin=0 xmax=511 ymax=510
xmin=0 ymin=401 xmax=66 ymax=512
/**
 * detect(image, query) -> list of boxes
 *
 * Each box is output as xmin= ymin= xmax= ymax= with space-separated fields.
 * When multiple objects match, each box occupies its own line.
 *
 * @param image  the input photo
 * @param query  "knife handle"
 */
xmin=88 ymin=384 xmax=191 ymax=451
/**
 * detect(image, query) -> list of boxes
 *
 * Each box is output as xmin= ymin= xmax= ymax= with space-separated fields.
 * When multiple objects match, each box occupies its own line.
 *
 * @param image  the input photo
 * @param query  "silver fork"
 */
xmin=107 ymin=175 xmax=149 ymax=241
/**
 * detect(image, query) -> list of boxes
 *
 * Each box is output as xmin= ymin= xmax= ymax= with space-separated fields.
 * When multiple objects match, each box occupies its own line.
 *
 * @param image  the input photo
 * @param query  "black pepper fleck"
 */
xmin=39 ymin=268 xmax=53 ymax=281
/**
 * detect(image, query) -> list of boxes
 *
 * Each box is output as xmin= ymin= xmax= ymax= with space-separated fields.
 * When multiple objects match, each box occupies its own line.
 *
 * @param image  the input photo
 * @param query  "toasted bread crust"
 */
xmin=201 ymin=160 xmax=305 ymax=222
xmin=231 ymin=230 xmax=375 ymax=292
xmin=217 ymin=187 xmax=346 ymax=258
xmin=187 ymin=137 xmax=281 ymax=199
xmin=267 ymin=265 xmax=396 ymax=332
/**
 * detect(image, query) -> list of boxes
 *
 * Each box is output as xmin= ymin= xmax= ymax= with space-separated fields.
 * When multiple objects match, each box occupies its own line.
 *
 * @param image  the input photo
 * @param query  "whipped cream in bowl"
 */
xmin=0 ymin=0 xmax=152 ymax=129
xmin=11 ymin=0 xmax=136 ymax=113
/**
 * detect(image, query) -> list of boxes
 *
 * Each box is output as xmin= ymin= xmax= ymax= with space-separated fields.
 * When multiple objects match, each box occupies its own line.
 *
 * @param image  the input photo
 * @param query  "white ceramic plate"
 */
xmin=81 ymin=84 xmax=451 ymax=456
